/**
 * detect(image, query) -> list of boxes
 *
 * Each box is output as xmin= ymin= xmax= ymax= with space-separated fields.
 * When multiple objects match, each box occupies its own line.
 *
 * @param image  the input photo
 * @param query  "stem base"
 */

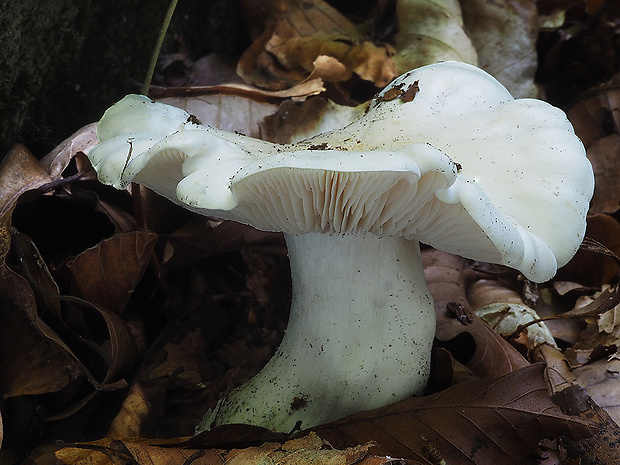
xmin=198 ymin=233 xmax=435 ymax=433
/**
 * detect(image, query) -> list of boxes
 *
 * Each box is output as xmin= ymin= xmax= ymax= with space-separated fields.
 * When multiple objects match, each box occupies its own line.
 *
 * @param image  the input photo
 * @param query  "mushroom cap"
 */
xmin=87 ymin=62 xmax=594 ymax=282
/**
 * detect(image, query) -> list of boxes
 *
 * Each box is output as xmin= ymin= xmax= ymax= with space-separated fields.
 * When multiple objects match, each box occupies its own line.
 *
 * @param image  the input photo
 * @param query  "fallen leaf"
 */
xmin=461 ymin=0 xmax=539 ymax=98
xmin=0 ymin=255 xmax=83 ymax=398
xmin=161 ymin=218 xmax=283 ymax=271
xmin=0 ymin=144 xmax=52 ymax=217
xmin=237 ymin=0 xmax=397 ymax=90
xmin=573 ymin=358 xmax=620 ymax=425
xmin=242 ymin=248 xmax=290 ymax=311
xmin=171 ymin=53 xmax=243 ymax=87
xmin=106 ymin=378 xmax=167 ymax=438
xmin=160 ymin=94 xmax=280 ymax=138
xmin=259 ymin=97 xmax=364 ymax=144
xmin=567 ymin=81 xmax=620 ymax=148
xmin=477 ymin=302 xmax=557 ymax=351
xmin=259 ymin=97 xmax=330 ymax=143
xmin=94 ymin=198 xmax=139 ymax=234
xmin=551 ymin=381 xmax=620 ymax=465
xmin=557 ymin=214 xmax=620 ymax=286
xmin=150 ymin=328 xmax=213 ymax=383
xmin=67 ymin=230 xmax=158 ymax=314
xmin=39 ymin=123 xmax=98 ymax=180
xmin=0 ymin=226 xmax=91 ymax=399
xmin=599 ymin=304 xmax=620 ymax=334
xmin=469 ymin=279 xmax=559 ymax=352
xmin=225 ymin=432 xmax=375 ymax=465
xmin=537 ymin=283 xmax=620 ymax=325
xmin=314 ymin=364 xmax=595 ymax=464
xmin=584 ymin=135 xmax=620 ymax=214
xmin=54 ymin=437 xmax=223 ymax=465
xmin=8 ymin=230 xmax=135 ymax=394
xmin=53 ymin=432 xmax=401 ymax=465
xmin=393 ymin=0 xmax=478 ymax=73
xmin=423 ymin=249 xmax=529 ymax=380
xmin=466 ymin=276 xmax=580 ymax=394
xmin=9 ymin=221 xmax=63 ymax=316
xmin=536 ymin=343 xmax=578 ymax=395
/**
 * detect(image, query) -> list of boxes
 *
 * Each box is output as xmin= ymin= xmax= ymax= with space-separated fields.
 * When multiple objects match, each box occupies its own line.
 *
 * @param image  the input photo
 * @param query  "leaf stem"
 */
xmin=142 ymin=0 xmax=179 ymax=96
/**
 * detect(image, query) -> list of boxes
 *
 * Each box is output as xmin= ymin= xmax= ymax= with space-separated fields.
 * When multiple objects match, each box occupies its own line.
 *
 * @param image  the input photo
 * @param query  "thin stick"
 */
xmin=142 ymin=0 xmax=179 ymax=96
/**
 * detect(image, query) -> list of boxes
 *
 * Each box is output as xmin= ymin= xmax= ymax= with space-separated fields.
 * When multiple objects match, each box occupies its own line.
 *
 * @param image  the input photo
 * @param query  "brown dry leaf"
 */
xmin=0 ymin=137 xmax=98 ymax=224
xmin=0 ymin=226 xmax=118 ymax=400
xmin=542 ymin=289 xmax=620 ymax=463
xmin=68 ymin=231 xmax=158 ymax=314
xmin=0 ymin=144 xmax=52 ymax=217
xmin=573 ymin=358 xmax=620 ymax=425
xmin=469 ymin=279 xmax=558 ymax=353
xmin=584 ymin=134 xmax=620 ymax=214
xmin=95 ymin=198 xmax=139 ymax=234
xmin=151 ymin=76 xmax=336 ymax=140
xmin=550 ymin=381 xmax=620 ymax=464
xmin=260 ymin=97 xmax=331 ymax=143
xmin=0 ymin=241 xmax=83 ymax=398
xmin=314 ymin=364 xmax=595 ymax=464
xmin=225 ymin=432 xmax=376 ymax=465
xmin=259 ymin=97 xmax=364 ymax=144
xmin=161 ymin=218 xmax=283 ymax=270
xmin=536 ymin=343 xmax=579 ymax=396
xmin=564 ymin=288 xmax=620 ymax=364
xmin=308 ymin=54 xmax=348 ymax=83
xmin=10 ymin=224 xmax=63 ymax=316
xmin=467 ymin=277 xmax=579 ymax=394
xmin=557 ymin=214 xmax=620 ymax=286
xmin=53 ymin=432 xmax=398 ymax=465
xmin=106 ymin=378 xmax=167 ymax=438
xmin=238 ymin=0 xmax=397 ymax=90
xmin=39 ymin=123 xmax=98 ymax=180
xmin=565 ymin=283 xmax=620 ymax=427
xmin=461 ymin=0 xmax=539 ymax=98
xmin=393 ymin=0 xmax=477 ymax=73
xmin=7 ymin=230 xmax=136 ymax=393
xmin=155 ymin=328 xmax=210 ymax=378
xmin=242 ymin=248 xmax=290 ymax=311
xmin=423 ymin=249 xmax=529 ymax=380
xmin=543 ymin=283 xmax=620 ymax=323
xmin=567 ymin=81 xmax=620 ymax=149
xmin=54 ymin=437 xmax=224 ymax=465
xmin=599 ymin=304 xmax=620 ymax=334
xmin=160 ymin=95 xmax=280 ymax=139
xmin=180 ymin=54 xmax=243 ymax=87
xmin=108 ymin=326 xmax=231 ymax=438
xmin=94 ymin=304 xmax=141 ymax=386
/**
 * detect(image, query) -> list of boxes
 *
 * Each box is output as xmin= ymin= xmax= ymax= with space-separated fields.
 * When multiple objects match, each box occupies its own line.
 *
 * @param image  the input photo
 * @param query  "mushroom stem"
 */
xmin=198 ymin=232 xmax=436 ymax=433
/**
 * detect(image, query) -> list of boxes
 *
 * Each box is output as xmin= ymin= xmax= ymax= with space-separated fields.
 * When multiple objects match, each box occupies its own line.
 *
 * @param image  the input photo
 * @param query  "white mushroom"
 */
xmin=86 ymin=62 xmax=594 ymax=433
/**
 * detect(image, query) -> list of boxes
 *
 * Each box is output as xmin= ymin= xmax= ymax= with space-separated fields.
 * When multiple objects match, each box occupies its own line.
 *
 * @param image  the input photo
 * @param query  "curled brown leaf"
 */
xmin=68 ymin=231 xmax=158 ymax=314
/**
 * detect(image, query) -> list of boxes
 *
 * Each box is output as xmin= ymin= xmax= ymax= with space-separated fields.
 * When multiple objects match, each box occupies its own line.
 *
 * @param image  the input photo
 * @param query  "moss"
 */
xmin=0 ymin=1 xmax=79 ymax=154
xmin=0 ymin=0 xmax=250 ymax=158
xmin=0 ymin=0 xmax=170 ymax=156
